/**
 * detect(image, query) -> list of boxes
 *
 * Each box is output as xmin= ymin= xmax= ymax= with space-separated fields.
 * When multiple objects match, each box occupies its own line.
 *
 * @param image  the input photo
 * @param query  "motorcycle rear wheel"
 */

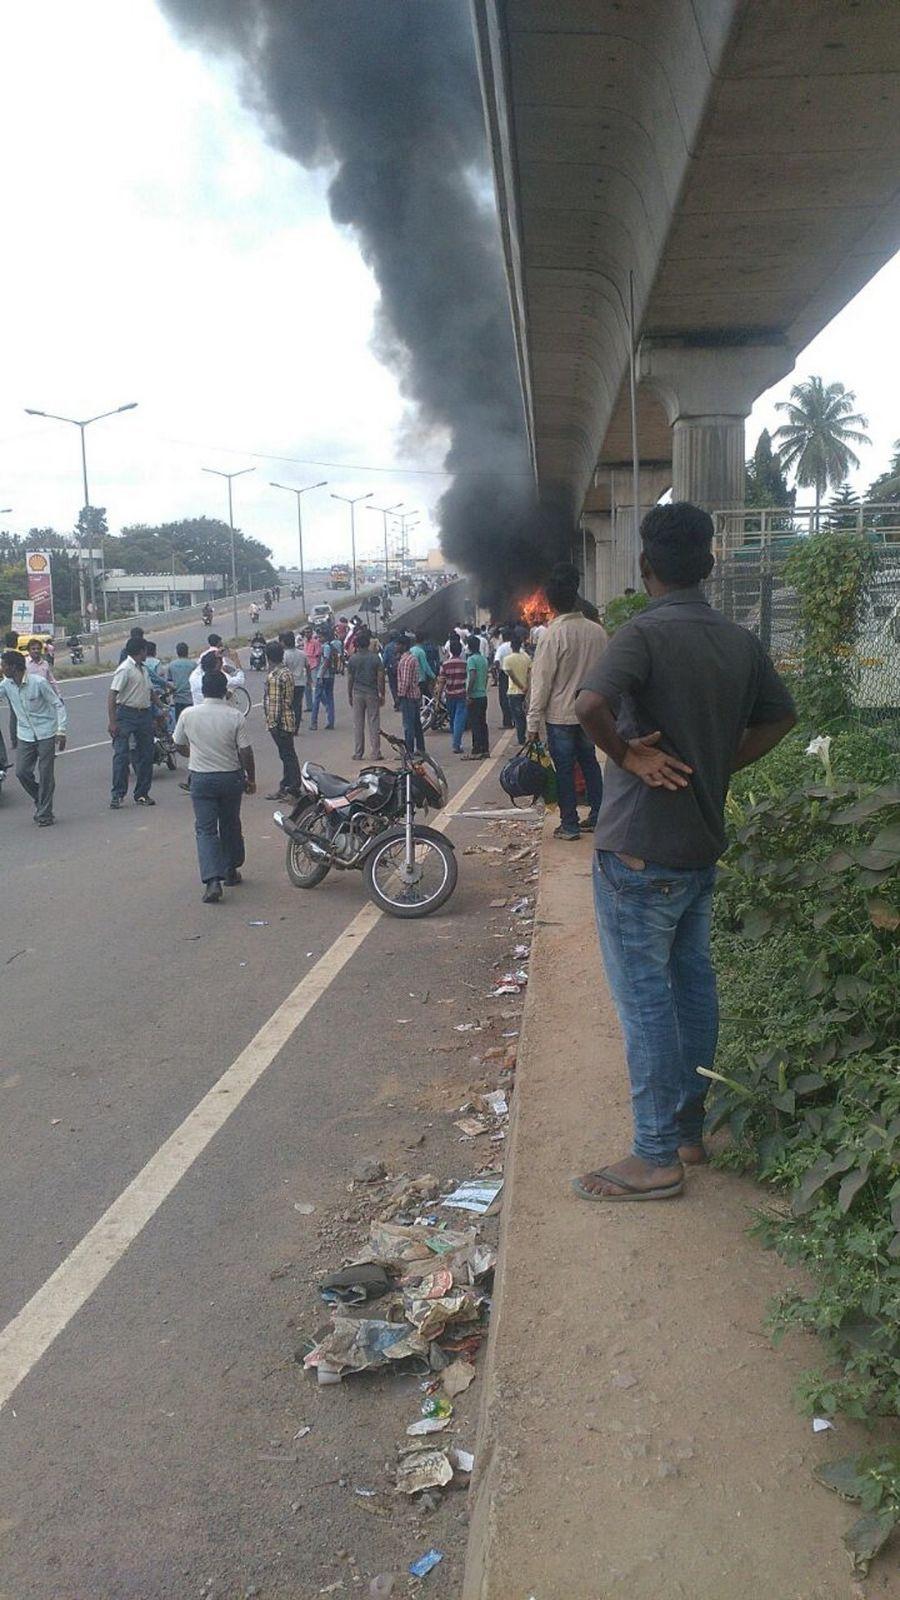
xmin=285 ymin=808 xmax=332 ymax=889
xmin=363 ymin=831 xmax=457 ymax=918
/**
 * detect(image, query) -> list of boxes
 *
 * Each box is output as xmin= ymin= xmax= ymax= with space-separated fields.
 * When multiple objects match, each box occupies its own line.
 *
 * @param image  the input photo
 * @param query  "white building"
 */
xmin=101 ymin=572 xmax=221 ymax=614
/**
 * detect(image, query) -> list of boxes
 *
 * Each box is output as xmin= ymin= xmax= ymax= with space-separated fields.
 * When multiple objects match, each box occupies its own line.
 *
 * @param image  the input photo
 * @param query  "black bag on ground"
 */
xmin=499 ymin=740 xmax=548 ymax=805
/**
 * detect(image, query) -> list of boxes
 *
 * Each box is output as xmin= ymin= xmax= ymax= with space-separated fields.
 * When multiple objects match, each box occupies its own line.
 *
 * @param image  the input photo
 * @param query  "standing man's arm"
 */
xmin=732 ymin=653 xmax=797 ymax=770
xmin=239 ymin=745 xmax=256 ymax=794
xmin=525 ymin=634 xmax=555 ymax=734
xmin=44 ymin=678 xmax=67 ymax=749
xmin=576 ymin=623 xmax=692 ymax=791
xmin=107 ymin=689 xmax=119 ymax=740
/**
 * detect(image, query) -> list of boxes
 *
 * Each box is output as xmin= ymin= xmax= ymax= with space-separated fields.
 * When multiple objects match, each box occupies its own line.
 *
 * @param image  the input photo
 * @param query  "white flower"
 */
xmin=805 ymin=735 xmax=832 ymax=761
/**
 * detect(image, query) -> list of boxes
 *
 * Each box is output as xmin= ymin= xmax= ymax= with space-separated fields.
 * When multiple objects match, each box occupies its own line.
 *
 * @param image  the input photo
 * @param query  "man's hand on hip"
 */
xmin=621 ymin=731 xmax=692 ymax=791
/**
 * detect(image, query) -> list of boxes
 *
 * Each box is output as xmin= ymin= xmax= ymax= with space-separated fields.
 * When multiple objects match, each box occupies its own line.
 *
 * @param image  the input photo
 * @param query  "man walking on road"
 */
xmin=0 ymin=650 xmax=67 ymax=825
xmin=263 ymin=640 xmax=301 ymax=800
xmin=574 ymin=502 xmax=796 ymax=1203
xmin=173 ymin=668 xmax=255 ymax=903
xmin=164 ymin=642 xmax=196 ymax=720
xmin=108 ymin=638 xmax=155 ymax=809
xmin=396 ymin=633 xmax=425 ymax=755
xmin=527 ymin=569 xmax=607 ymax=837
xmin=310 ymin=629 xmax=337 ymax=731
xmin=346 ymin=627 xmax=385 ymax=761
xmin=462 ymin=634 xmax=490 ymax=760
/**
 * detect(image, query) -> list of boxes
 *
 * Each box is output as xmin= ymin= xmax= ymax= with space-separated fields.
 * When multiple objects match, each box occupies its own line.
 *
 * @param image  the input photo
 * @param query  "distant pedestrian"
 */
xmin=381 ymin=631 xmax=401 ymax=710
xmin=526 ymin=568 xmax=607 ymax=839
xmin=396 ymin=634 xmax=425 ymax=755
xmin=310 ymin=630 xmax=337 ymax=731
xmin=164 ymin=642 xmax=196 ymax=720
xmin=435 ymin=634 xmax=468 ymax=754
xmin=346 ymin=627 xmax=384 ymax=761
xmin=118 ymin=625 xmax=145 ymax=664
xmin=280 ymin=631 xmax=305 ymax=727
xmin=24 ymin=636 xmax=62 ymax=697
xmin=263 ymin=640 xmax=301 ymax=800
xmin=462 ymin=634 xmax=490 ymax=760
xmin=0 ymin=649 xmax=67 ymax=824
xmin=303 ymin=625 xmax=321 ymax=713
xmin=503 ymin=639 xmax=532 ymax=745
xmin=108 ymin=638 xmax=155 ymax=808
xmin=494 ymin=627 xmax=514 ymax=729
xmin=173 ymin=667 xmax=256 ymax=903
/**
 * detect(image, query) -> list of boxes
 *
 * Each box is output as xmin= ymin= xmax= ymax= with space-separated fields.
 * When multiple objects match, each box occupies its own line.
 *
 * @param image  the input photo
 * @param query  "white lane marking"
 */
xmin=0 ymin=732 xmax=512 ymax=1410
xmin=63 ymin=692 xmax=93 ymax=700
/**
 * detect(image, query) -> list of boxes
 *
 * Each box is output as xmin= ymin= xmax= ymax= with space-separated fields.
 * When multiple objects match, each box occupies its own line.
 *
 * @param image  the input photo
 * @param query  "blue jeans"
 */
xmin=447 ymin=696 xmax=468 ymax=752
xmin=546 ymin=722 xmax=604 ymax=831
xmin=190 ymin=770 xmax=246 ymax=883
xmin=111 ymin=706 xmax=154 ymax=800
xmin=507 ymin=693 xmax=527 ymax=744
xmin=399 ymin=696 xmax=424 ymax=754
xmin=592 ymin=850 xmax=719 ymax=1166
xmin=311 ymin=677 xmax=335 ymax=729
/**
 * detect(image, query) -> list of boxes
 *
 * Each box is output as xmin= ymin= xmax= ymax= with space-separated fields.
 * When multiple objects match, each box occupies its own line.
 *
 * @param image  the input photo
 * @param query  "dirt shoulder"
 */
xmin=463 ymin=817 xmax=899 ymax=1600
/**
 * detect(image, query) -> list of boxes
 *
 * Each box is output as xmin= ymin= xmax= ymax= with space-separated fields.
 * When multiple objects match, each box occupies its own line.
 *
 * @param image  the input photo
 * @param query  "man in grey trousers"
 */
xmin=0 ymin=649 xmax=67 ymax=825
xmin=346 ymin=627 xmax=385 ymax=762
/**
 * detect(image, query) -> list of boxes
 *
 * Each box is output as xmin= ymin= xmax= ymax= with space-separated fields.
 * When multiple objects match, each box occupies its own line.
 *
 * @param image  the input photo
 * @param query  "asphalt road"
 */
xmin=0 ymin=671 xmax=522 ymax=1599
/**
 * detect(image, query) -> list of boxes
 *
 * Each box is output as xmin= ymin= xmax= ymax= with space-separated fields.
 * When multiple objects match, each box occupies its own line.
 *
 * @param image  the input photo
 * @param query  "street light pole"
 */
xmin=201 ymin=466 xmax=255 ymax=638
xmin=269 ymin=480 xmax=327 ymax=617
xmin=331 ymin=491 xmax=373 ymax=593
xmin=24 ymin=401 xmax=138 ymax=662
xmin=367 ymin=501 xmax=403 ymax=584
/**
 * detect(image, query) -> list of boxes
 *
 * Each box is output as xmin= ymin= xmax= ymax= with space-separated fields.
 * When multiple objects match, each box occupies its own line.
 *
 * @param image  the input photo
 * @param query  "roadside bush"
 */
xmin=784 ymin=530 xmax=876 ymax=725
xmin=602 ymin=590 xmax=648 ymax=634
xmin=710 ymin=732 xmax=900 ymax=1570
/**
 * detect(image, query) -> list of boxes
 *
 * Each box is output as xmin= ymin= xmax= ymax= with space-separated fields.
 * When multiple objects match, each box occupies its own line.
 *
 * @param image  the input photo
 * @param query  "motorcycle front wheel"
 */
xmin=285 ymin=808 xmax=332 ymax=889
xmin=363 ymin=831 xmax=457 ymax=918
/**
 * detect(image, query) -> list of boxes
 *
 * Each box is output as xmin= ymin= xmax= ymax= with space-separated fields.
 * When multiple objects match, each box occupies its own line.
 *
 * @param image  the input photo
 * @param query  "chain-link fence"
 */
xmin=707 ymin=507 xmax=900 ymax=722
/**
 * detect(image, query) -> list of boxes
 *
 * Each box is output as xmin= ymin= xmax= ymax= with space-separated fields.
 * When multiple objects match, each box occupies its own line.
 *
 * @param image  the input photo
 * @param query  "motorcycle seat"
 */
xmin=304 ymin=764 xmax=354 ymax=799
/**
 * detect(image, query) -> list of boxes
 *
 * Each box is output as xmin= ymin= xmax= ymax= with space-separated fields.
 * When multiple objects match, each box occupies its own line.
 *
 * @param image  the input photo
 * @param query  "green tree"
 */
xmin=773 ymin=377 xmax=871 ymax=526
xmin=107 ymin=517 xmax=277 ymax=585
xmin=825 ymin=482 xmax=860 ymax=532
xmin=745 ymin=428 xmax=795 ymax=508
xmin=866 ymin=440 xmax=900 ymax=505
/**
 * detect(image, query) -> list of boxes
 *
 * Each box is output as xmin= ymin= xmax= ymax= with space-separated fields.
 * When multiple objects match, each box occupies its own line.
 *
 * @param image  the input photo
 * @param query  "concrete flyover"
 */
xmin=473 ymin=0 xmax=900 ymax=597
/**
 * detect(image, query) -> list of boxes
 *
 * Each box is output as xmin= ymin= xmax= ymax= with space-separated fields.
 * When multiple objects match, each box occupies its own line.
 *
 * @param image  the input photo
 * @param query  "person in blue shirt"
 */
xmin=0 ymin=649 xmax=67 ymax=824
xmin=310 ymin=630 xmax=337 ymax=731
xmin=410 ymin=632 xmax=436 ymax=693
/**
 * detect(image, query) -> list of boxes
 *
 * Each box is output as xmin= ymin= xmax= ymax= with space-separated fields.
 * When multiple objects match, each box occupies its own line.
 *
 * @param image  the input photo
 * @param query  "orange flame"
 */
xmin=518 ymin=588 xmax=550 ymax=627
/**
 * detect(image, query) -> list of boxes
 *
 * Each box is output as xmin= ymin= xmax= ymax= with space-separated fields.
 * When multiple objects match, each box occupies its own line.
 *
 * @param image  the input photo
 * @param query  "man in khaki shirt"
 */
xmin=527 ymin=569 xmax=607 ymax=839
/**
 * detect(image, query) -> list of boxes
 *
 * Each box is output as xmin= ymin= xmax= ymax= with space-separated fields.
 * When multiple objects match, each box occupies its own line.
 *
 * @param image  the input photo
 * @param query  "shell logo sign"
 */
xmin=25 ymin=550 xmax=54 ymax=627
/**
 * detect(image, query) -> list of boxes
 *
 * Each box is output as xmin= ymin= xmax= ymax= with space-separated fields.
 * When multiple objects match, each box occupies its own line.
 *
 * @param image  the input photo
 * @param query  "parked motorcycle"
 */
xmin=421 ymin=691 xmax=449 ymax=734
xmin=273 ymin=733 xmax=456 ymax=918
xmin=152 ymin=686 xmax=179 ymax=771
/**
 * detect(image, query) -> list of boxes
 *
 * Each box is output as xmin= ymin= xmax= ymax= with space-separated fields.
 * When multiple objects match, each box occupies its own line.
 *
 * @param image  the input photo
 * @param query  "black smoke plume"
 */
xmin=157 ymin=0 xmax=571 ymax=602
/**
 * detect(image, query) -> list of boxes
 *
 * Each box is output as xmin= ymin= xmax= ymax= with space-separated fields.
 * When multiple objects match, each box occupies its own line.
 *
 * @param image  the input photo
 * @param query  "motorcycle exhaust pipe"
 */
xmin=273 ymin=810 xmax=333 ymax=861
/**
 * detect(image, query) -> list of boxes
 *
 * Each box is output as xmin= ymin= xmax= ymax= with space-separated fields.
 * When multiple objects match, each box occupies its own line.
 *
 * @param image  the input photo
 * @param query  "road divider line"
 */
xmin=0 ymin=731 xmax=513 ymax=1411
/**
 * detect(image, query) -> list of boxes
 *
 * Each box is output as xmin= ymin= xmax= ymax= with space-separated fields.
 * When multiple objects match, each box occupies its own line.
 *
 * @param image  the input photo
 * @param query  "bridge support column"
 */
xmin=639 ymin=339 xmax=794 ymax=509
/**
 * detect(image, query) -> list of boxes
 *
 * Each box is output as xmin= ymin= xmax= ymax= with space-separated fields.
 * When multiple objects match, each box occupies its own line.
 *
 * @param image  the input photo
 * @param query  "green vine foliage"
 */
xmin=602 ymin=590 xmax=649 ymax=634
xmin=784 ymin=531 xmax=877 ymax=724
xmin=711 ymin=733 xmax=900 ymax=1570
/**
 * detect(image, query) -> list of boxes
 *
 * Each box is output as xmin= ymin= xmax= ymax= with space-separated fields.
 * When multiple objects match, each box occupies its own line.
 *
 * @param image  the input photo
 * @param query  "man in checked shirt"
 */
xmin=263 ymin=640 xmax=301 ymax=801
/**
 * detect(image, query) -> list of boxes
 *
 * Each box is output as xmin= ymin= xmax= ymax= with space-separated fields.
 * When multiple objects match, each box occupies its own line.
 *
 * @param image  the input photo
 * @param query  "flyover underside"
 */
xmin=474 ymin=0 xmax=900 ymax=527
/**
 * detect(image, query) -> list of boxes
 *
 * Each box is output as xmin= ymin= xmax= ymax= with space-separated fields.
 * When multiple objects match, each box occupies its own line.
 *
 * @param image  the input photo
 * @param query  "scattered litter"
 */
xmin=304 ymin=1317 xmax=429 ymax=1379
xmin=449 ymin=1448 xmax=475 ymax=1473
xmin=293 ymin=1425 xmax=312 ymax=1440
xmin=813 ymin=1417 xmax=835 ymax=1433
xmin=454 ymin=1022 xmax=482 ymax=1033
xmin=397 ymin=1452 xmax=453 ymax=1496
xmin=406 ymin=1290 xmax=480 ymax=1339
xmin=489 ymin=898 xmax=508 ymax=908
xmin=414 ymin=1268 xmax=455 ymax=1300
xmin=421 ymin=1395 xmax=453 ymax=1421
xmin=319 ymin=1263 xmax=393 ymax=1306
xmin=294 ymin=1202 xmax=315 ymax=1215
xmin=489 ymin=984 xmax=521 ymax=998
xmin=454 ymin=1116 xmax=490 ymax=1138
xmin=407 ymin=1416 xmax=451 ymax=1436
xmin=354 ymin=1486 xmax=377 ymax=1497
xmin=369 ymin=1579 xmax=396 ymax=1598
xmin=479 ymin=1090 xmax=508 ymax=1117
xmin=408 ymin=1549 xmax=444 ymax=1578
xmin=442 ymin=1175 xmax=504 ymax=1214
xmin=247 ymin=920 xmax=269 ymax=926
xmin=440 ymin=1359 xmax=476 ymax=1398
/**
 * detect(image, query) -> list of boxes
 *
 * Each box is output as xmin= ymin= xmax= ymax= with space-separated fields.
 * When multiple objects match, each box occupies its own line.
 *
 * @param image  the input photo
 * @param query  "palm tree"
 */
xmin=773 ymin=377 xmax=870 ymax=527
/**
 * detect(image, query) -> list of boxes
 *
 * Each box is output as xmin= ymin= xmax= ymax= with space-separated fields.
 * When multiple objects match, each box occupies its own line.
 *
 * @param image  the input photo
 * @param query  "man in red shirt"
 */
xmin=435 ymin=634 xmax=468 ymax=753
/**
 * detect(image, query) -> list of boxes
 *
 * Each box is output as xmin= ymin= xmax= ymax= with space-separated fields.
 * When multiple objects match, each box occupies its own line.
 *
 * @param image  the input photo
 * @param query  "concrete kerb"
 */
xmin=462 ymin=816 xmax=896 ymax=1600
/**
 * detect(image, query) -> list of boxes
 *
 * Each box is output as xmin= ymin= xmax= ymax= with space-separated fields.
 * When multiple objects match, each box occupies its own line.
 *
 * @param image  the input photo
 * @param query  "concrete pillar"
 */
xmin=639 ymin=339 xmax=794 ymax=509
xmin=609 ymin=464 xmax=673 ymax=591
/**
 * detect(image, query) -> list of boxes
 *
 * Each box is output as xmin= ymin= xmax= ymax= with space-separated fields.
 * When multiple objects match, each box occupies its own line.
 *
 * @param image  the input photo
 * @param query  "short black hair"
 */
xmin=356 ymin=626 xmax=372 ymax=650
xmin=207 ymin=632 xmax=223 ymax=647
xmin=202 ymin=668 xmax=228 ymax=699
xmin=125 ymin=638 xmax=146 ymax=659
xmin=640 ymin=502 xmax=715 ymax=586
xmin=265 ymin=641 xmax=284 ymax=664
xmin=1 ymin=649 xmax=25 ymax=673
xmin=467 ymin=633 xmax=481 ymax=654
xmin=176 ymin=642 xmax=189 ymax=657
xmin=128 ymin=626 xmax=144 ymax=638
xmin=4 ymin=631 xmax=19 ymax=647
xmin=544 ymin=571 xmax=579 ymax=614
xmin=448 ymin=634 xmax=462 ymax=657
xmin=200 ymin=648 xmax=219 ymax=673
xmin=281 ymin=630 xmax=296 ymax=648
xmin=143 ymin=641 xmax=156 ymax=655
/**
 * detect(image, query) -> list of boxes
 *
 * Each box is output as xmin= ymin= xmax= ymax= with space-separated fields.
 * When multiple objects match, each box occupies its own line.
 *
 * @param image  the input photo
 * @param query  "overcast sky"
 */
xmin=1 ymin=0 xmax=897 ymax=572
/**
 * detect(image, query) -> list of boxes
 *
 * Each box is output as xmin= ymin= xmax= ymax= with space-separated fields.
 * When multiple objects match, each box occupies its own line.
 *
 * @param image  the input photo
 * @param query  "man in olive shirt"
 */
xmin=346 ymin=627 xmax=385 ymax=761
xmin=574 ymin=502 xmax=796 ymax=1203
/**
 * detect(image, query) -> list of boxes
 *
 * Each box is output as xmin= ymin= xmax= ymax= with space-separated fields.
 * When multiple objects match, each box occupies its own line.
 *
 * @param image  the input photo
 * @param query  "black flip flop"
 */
xmin=571 ymin=1168 xmax=684 ymax=1202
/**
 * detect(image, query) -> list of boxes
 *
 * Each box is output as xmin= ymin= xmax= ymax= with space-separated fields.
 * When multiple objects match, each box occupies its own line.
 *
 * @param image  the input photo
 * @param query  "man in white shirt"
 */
xmin=107 ymin=638 xmax=155 ymax=809
xmin=173 ymin=667 xmax=256 ymax=903
xmin=189 ymin=636 xmax=245 ymax=705
xmin=493 ymin=627 xmax=515 ymax=730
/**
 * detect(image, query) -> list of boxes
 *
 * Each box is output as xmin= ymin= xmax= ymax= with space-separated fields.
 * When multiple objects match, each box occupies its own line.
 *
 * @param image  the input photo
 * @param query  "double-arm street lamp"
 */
xmin=269 ymin=480 xmax=327 ymax=616
xmin=330 ymin=491 xmax=373 ymax=593
xmin=24 ymin=401 xmax=138 ymax=661
xmin=366 ymin=501 xmax=403 ymax=584
xmin=201 ymin=465 xmax=255 ymax=638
